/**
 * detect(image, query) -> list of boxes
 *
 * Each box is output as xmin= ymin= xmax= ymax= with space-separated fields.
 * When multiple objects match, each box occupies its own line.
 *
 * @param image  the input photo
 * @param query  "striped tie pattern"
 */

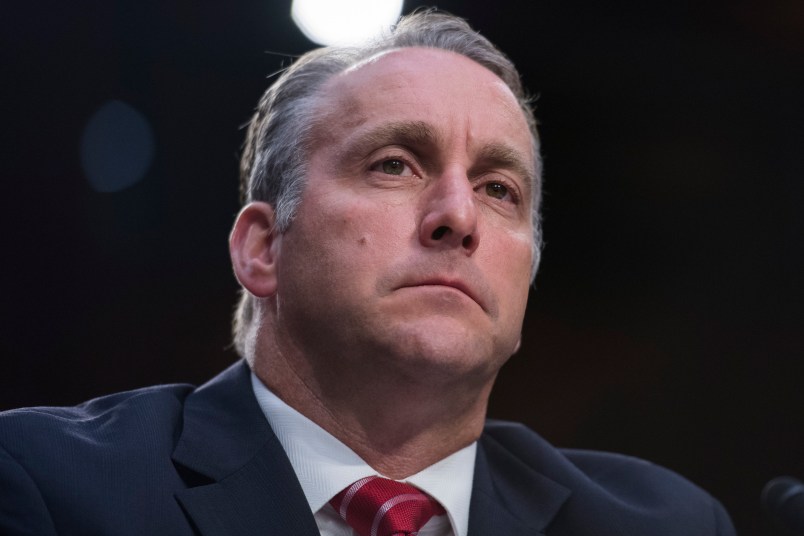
xmin=330 ymin=476 xmax=446 ymax=536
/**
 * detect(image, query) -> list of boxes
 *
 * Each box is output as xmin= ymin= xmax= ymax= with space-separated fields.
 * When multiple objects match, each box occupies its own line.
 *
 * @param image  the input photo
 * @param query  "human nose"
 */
xmin=418 ymin=167 xmax=479 ymax=254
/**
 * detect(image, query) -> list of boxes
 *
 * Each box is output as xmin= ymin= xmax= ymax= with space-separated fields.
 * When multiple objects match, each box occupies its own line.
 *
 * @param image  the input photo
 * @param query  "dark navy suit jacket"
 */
xmin=0 ymin=360 xmax=735 ymax=535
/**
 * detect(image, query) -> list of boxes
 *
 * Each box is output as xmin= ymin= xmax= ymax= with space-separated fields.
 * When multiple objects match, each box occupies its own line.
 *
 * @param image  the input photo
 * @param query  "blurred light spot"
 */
xmin=291 ymin=0 xmax=403 ymax=46
xmin=80 ymin=100 xmax=155 ymax=193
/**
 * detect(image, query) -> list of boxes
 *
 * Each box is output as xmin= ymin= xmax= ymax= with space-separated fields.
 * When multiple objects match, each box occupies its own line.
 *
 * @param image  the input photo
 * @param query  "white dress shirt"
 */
xmin=251 ymin=373 xmax=476 ymax=536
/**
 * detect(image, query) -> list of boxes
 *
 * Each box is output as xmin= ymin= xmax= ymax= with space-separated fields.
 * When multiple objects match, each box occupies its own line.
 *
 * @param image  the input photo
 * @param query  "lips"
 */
xmin=402 ymin=277 xmax=487 ymax=312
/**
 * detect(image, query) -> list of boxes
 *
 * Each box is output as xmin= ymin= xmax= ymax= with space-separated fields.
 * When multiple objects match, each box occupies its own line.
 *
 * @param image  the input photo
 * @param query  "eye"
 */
xmin=485 ymin=182 xmax=510 ymax=200
xmin=378 ymin=159 xmax=412 ymax=176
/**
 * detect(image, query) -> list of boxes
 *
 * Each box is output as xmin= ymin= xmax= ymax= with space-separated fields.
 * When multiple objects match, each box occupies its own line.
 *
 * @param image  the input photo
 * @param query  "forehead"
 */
xmin=311 ymin=47 xmax=534 ymax=170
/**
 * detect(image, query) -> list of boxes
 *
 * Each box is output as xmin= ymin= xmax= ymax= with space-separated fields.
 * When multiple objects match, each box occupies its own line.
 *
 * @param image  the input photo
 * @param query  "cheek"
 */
xmin=337 ymin=200 xmax=411 ymax=246
xmin=486 ymin=236 xmax=533 ymax=312
xmin=300 ymin=199 xmax=409 ymax=276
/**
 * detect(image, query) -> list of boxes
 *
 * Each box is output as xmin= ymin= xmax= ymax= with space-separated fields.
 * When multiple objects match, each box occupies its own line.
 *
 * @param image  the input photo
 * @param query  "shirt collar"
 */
xmin=251 ymin=372 xmax=476 ymax=536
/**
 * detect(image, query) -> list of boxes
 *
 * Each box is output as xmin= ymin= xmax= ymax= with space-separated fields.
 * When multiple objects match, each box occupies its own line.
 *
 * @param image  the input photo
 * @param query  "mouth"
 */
xmin=404 ymin=278 xmax=486 ymax=311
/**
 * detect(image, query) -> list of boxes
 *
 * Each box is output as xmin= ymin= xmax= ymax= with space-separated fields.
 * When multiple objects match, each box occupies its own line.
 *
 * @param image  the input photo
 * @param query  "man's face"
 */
xmin=271 ymin=47 xmax=535 ymax=387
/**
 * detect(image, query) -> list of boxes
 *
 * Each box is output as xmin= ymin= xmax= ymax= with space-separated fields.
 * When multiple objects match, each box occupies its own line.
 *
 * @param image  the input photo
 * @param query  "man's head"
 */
xmin=232 ymin=11 xmax=542 ymax=370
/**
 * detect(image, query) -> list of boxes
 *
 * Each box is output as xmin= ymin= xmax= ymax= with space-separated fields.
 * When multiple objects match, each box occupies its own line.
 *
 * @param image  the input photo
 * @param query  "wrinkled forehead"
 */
xmin=323 ymin=47 xmax=518 ymax=110
xmin=310 ymin=47 xmax=534 ymax=163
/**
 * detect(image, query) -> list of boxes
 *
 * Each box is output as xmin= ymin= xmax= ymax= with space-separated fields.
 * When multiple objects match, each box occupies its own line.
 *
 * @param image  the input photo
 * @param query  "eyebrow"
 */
xmin=339 ymin=121 xmax=440 ymax=163
xmin=472 ymin=142 xmax=535 ymax=193
xmin=339 ymin=120 xmax=534 ymax=190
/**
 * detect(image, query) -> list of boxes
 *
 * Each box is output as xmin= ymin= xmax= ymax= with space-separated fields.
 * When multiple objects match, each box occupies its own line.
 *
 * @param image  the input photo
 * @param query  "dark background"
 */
xmin=2 ymin=1 xmax=802 ymax=534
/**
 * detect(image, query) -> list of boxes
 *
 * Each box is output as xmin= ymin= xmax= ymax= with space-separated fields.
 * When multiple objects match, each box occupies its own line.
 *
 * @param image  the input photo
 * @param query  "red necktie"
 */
xmin=330 ymin=476 xmax=446 ymax=536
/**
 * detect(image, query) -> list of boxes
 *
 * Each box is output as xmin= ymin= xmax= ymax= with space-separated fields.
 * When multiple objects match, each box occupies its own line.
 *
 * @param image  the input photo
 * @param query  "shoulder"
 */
xmin=482 ymin=419 xmax=694 ymax=492
xmin=480 ymin=420 xmax=736 ymax=536
xmin=0 ymin=383 xmax=196 ymax=533
xmin=0 ymin=382 xmax=194 ymax=456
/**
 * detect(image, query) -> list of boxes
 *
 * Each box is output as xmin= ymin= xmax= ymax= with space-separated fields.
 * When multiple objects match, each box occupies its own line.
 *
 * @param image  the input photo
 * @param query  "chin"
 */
xmin=374 ymin=320 xmax=510 ymax=381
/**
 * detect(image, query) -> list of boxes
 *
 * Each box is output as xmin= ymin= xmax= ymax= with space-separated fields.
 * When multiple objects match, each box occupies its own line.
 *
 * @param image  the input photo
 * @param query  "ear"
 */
xmin=229 ymin=201 xmax=281 ymax=298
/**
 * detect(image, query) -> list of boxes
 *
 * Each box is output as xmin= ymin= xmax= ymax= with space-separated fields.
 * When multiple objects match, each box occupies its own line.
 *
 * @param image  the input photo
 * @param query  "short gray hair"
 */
xmin=233 ymin=10 xmax=543 ymax=356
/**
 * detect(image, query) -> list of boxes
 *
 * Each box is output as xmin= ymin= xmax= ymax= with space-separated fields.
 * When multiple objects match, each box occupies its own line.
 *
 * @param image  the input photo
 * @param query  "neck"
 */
xmin=250 ymin=330 xmax=496 ymax=479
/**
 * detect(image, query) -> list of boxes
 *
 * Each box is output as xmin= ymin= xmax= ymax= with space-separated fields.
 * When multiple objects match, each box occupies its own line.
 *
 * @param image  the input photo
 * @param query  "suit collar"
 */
xmin=171 ymin=361 xmax=570 ymax=536
xmin=468 ymin=426 xmax=571 ymax=536
xmin=172 ymin=360 xmax=320 ymax=536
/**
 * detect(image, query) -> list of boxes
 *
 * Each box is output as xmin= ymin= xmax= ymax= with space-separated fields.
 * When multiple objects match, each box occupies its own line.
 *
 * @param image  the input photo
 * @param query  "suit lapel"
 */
xmin=468 ymin=430 xmax=571 ymax=536
xmin=170 ymin=362 xmax=571 ymax=536
xmin=172 ymin=361 xmax=319 ymax=536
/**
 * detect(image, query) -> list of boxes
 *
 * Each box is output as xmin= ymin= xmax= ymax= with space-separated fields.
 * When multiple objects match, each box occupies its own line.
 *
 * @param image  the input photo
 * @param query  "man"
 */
xmin=0 ymin=11 xmax=735 ymax=536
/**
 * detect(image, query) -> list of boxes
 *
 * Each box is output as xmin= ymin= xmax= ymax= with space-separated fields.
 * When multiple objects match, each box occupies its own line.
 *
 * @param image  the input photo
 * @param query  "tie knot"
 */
xmin=330 ymin=476 xmax=446 ymax=536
